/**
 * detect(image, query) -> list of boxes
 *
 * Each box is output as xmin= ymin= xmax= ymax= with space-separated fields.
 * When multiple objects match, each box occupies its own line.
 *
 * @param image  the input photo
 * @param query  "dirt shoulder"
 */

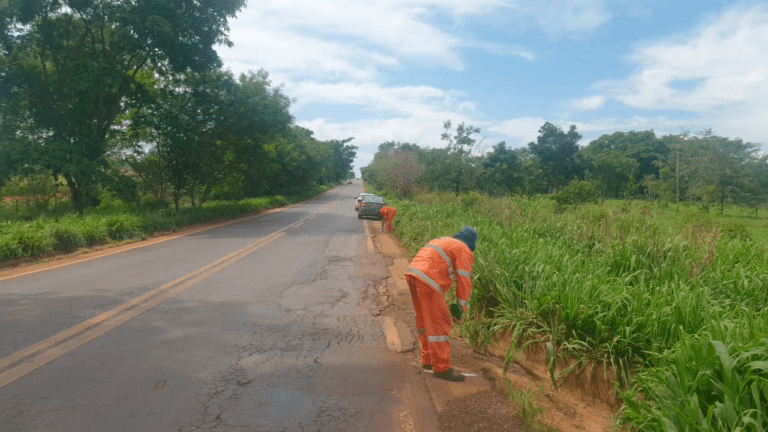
xmin=371 ymin=225 xmax=620 ymax=432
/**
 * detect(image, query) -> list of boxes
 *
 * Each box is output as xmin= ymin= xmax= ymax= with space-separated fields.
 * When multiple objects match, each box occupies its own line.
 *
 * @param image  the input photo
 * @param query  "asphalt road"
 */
xmin=0 ymin=184 xmax=438 ymax=432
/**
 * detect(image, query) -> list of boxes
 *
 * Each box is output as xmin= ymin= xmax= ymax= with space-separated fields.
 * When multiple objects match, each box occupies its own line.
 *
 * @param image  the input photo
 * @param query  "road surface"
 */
xmin=0 ymin=184 xmax=439 ymax=432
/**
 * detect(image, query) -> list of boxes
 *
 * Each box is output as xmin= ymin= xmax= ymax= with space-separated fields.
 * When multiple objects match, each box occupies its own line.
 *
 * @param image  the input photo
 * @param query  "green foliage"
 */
xmin=100 ymin=170 xmax=140 ymax=205
xmin=365 ymin=142 xmax=423 ymax=197
xmin=420 ymin=120 xmax=483 ymax=195
xmin=582 ymin=130 xmax=667 ymax=198
xmin=0 ymin=221 xmax=55 ymax=259
xmin=0 ymin=0 xmax=245 ymax=213
xmin=621 ymin=323 xmax=768 ymax=431
xmin=482 ymin=141 xmax=525 ymax=195
xmin=47 ymin=221 xmax=86 ymax=253
xmin=528 ymin=122 xmax=582 ymax=191
xmin=0 ymin=186 xmax=331 ymax=262
xmin=390 ymin=192 xmax=768 ymax=430
xmin=552 ymin=179 xmax=600 ymax=205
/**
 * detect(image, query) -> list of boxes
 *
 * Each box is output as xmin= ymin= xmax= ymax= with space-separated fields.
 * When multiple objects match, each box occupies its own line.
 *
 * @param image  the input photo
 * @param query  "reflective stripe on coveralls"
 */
xmin=457 ymin=299 xmax=469 ymax=307
xmin=406 ymin=274 xmax=453 ymax=373
xmin=426 ymin=243 xmax=455 ymax=281
xmin=406 ymin=267 xmax=442 ymax=294
xmin=406 ymin=236 xmax=474 ymax=373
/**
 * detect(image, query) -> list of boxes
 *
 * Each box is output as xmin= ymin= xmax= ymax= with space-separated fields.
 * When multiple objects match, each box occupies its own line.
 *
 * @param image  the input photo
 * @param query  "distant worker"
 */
xmin=379 ymin=205 xmax=397 ymax=232
xmin=405 ymin=226 xmax=477 ymax=382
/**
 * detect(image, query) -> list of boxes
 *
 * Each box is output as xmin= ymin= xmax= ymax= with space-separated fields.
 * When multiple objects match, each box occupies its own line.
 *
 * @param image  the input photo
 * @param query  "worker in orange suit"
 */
xmin=379 ymin=205 xmax=397 ymax=232
xmin=405 ymin=226 xmax=477 ymax=382
xmin=378 ymin=206 xmax=390 ymax=231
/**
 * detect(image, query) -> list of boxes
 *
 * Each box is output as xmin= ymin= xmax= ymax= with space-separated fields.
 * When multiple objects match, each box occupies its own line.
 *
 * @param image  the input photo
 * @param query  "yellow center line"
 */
xmin=0 ymin=212 xmax=312 ymax=388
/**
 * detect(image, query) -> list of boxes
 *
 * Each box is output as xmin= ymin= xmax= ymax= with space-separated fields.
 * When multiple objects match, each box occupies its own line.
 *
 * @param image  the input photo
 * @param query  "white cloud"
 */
xmin=569 ymin=95 xmax=607 ymax=111
xmin=287 ymin=81 xmax=473 ymax=117
xmin=224 ymin=0 xmax=476 ymax=75
xmin=486 ymin=117 xmax=548 ymax=147
xmin=518 ymin=0 xmax=612 ymax=39
xmin=475 ymin=42 xmax=536 ymax=61
xmin=221 ymin=28 xmax=398 ymax=82
xmin=598 ymin=4 xmax=768 ymax=143
xmin=219 ymin=0 xmax=588 ymax=83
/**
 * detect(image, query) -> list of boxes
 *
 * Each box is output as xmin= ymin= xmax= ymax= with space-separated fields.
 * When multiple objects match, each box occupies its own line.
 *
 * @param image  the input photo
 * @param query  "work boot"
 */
xmin=433 ymin=368 xmax=465 ymax=382
xmin=422 ymin=364 xmax=433 ymax=371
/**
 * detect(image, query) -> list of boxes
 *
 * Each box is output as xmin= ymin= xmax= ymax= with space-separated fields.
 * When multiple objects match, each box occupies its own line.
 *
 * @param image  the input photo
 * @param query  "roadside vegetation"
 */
xmin=374 ymin=191 xmax=768 ymax=431
xmin=0 ymin=185 xmax=336 ymax=262
xmin=0 ymin=0 xmax=357 ymax=262
xmin=364 ymin=120 xmax=768 ymax=431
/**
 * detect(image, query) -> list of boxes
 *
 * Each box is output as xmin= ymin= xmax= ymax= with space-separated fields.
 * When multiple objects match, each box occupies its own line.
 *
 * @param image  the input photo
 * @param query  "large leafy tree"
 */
xmin=581 ymin=130 xmax=668 ymax=198
xmin=528 ymin=122 xmax=582 ymax=192
xmin=0 ymin=0 xmax=244 ymax=212
xmin=742 ymin=155 xmax=768 ymax=216
xmin=131 ymin=68 xmax=294 ymax=207
xmin=364 ymin=141 xmax=423 ymax=197
xmin=420 ymin=120 xmax=482 ymax=194
xmin=684 ymin=130 xmax=761 ymax=212
xmin=481 ymin=142 xmax=524 ymax=195
xmin=327 ymin=138 xmax=357 ymax=183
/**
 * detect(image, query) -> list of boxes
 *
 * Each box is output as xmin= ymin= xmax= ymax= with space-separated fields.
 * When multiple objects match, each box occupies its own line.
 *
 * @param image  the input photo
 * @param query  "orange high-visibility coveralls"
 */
xmin=380 ymin=206 xmax=397 ymax=232
xmin=379 ymin=206 xmax=390 ymax=230
xmin=405 ymin=237 xmax=474 ymax=373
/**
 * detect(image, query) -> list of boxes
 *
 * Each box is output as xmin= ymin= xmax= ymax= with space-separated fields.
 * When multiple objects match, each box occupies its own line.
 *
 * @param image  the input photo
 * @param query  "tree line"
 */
xmin=362 ymin=121 xmax=768 ymax=213
xmin=0 ymin=0 xmax=356 ymax=213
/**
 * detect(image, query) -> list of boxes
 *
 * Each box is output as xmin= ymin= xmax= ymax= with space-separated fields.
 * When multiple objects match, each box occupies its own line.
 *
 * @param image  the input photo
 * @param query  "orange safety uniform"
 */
xmin=405 ymin=236 xmax=474 ymax=373
xmin=380 ymin=206 xmax=397 ymax=232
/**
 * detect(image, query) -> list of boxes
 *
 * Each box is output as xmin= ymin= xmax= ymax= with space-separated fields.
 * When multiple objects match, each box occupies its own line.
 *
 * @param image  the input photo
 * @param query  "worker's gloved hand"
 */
xmin=449 ymin=303 xmax=463 ymax=322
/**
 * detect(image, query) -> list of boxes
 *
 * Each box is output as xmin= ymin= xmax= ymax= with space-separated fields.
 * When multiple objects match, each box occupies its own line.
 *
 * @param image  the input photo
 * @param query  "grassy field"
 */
xmin=376 ymin=190 xmax=768 ymax=431
xmin=0 ymin=185 xmax=336 ymax=263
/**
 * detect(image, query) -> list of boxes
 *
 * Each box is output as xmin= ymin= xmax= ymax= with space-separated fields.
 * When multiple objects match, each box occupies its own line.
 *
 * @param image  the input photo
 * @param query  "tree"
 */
xmin=124 ymin=151 xmax=171 ymax=205
xmin=742 ymin=155 xmax=768 ymax=217
xmin=685 ymin=130 xmax=761 ymax=212
xmin=0 ymin=0 xmax=244 ymax=212
xmin=422 ymin=120 xmax=482 ymax=195
xmin=586 ymin=150 xmax=639 ymax=198
xmin=528 ymin=122 xmax=582 ymax=192
xmin=481 ymin=142 xmax=524 ymax=195
xmin=130 ymin=68 xmax=295 ymax=207
xmin=375 ymin=150 xmax=423 ymax=197
xmin=328 ymin=138 xmax=358 ymax=183
xmin=363 ymin=141 xmax=424 ymax=196
xmin=581 ymin=130 xmax=668 ymax=198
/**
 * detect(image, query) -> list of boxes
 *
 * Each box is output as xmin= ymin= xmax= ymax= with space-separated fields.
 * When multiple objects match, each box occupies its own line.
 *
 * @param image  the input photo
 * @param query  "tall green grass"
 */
xmin=381 ymin=191 xmax=768 ymax=431
xmin=0 ymin=187 xmax=331 ymax=263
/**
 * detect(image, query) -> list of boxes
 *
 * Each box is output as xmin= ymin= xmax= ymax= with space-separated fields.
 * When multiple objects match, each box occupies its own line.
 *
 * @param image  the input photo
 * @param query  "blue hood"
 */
xmin=452 ymin=226 xmax=477 ymax=252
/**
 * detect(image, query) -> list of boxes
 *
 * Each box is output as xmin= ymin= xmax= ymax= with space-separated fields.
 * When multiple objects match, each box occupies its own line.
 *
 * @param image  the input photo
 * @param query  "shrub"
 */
xmin=4 ymin=223 xmax=54 ymax=257
xmin=721 ymin=220 xmax=750 ymax=241
xmin=79 ymin=218 xmax=110 ymax=246
xmin=48 ymin=223 xmax=86 ymax=253
xmin=104 ymin=215 xmax=142 ymax=241
xmin=553 ymin=180 xmax=600 ymax=206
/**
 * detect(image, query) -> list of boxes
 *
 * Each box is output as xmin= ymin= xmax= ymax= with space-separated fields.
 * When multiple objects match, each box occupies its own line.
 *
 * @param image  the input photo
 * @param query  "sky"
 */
xmin=215 ymin=0 xmax=768 ymax=177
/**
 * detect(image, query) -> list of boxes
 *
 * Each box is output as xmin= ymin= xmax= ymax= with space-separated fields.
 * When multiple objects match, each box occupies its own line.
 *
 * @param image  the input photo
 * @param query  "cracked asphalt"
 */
xmin=0 ymin=183 xmax=439 ymax=432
